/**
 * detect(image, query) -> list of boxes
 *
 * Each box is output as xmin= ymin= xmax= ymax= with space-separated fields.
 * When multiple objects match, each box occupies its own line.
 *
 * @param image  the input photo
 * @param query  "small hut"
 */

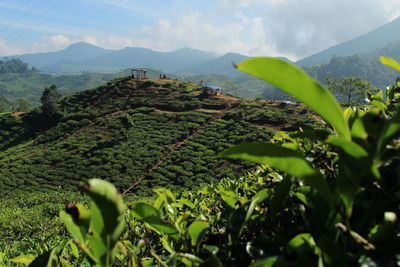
xmin=131 ymin=69 xmax=147 ymax=79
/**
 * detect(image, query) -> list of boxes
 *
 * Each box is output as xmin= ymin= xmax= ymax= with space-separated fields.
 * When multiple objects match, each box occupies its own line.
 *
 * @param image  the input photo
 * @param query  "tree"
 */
xmin=40 ymin=84 xmax=61 ymax=116
xmin=13 ymin=99 xmax=32 ymax=112
xmin=327 ymin=76 xmax=377 ymax=105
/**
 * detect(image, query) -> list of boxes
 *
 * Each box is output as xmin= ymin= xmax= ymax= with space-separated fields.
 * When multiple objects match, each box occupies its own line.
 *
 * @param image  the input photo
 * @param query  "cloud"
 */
xmin=1 ymin=34 xmax=75 ymax=56
xmin=120 ymin=12 xmax=281 ymax=58
xmin=225 ymin=0 xmax=400 ymax=58
xmin=0 ymin=38 xmax=22 ymax=56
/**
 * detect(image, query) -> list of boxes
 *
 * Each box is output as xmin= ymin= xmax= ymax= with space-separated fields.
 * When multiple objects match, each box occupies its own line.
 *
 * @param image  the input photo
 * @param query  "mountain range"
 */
xmin=3 ymin=16 xmax=400 ymax=82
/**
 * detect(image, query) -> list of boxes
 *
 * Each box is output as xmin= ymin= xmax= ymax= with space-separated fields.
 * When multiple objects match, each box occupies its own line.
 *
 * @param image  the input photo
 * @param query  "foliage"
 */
xmin=2 ymin=56 xmax=399 ymax=266
xmin=303 ymin=52 xmax=399 ymax=89
xmin=40 ymin=84 xmax=61 ymax=116
xmin=0 ymin=59 xmax=33 ymax=74
xmin=221 ymin=56 xmax=400 ymax=265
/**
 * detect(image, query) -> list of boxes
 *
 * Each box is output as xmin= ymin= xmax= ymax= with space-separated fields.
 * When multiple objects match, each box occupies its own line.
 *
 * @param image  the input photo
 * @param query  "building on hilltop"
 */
xmin=131 ymin=69 xmax=147 ymax=79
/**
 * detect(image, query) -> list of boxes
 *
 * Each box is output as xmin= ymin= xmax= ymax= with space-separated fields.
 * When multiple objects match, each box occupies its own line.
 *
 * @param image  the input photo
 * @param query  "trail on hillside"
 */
xmin=121 ymin=106 xmax=232 ymax=194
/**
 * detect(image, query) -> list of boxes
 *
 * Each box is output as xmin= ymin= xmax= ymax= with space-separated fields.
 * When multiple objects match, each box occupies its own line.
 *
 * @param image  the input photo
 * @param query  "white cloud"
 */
xmin=0 ymin=38 xmax=22 ymax=56
xmin=216 ymin=0 xmax=400 ymax=59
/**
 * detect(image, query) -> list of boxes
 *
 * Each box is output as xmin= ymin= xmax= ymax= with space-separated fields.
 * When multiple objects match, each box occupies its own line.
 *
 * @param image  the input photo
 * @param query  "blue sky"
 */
xmin=1 ymin=0 xmax=400 ymax=59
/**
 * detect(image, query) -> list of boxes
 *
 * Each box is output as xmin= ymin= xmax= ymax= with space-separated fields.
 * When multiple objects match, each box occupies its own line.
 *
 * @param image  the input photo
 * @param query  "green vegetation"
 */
xmin=3 ymin=53 xmax=400 ymax=267
xmin=2 ymin=56 xmax=399 ymax=266
xmin=0 ymin=77 xmax=318 ymax=197
xmin=327 ymin=76 xmax=377 ymax=105
xmin=304 ymin=53 xmax=399 ymax=89
xmin=0 ymin=59 xmax=33 ymax=74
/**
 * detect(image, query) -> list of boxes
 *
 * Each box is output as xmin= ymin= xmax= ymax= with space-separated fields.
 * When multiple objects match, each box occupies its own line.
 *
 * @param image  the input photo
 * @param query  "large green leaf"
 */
xmin=380 ymin=56 xmax=400 ymax=72
xmin=221 ymin=142 xmax=330 ymax=199
xmin=237 ymin=57 xmax=350 ymax=139
xmin=82 ymin=179 xmax=127 ymax=267
xmin=83 ymin=179 xmax=127 ymax=243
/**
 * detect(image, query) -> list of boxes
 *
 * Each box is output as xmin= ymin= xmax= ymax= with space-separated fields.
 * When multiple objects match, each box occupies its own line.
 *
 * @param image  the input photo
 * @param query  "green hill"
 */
xmin=303 ymin=41 xmax=400 ymax=88
xmin=0 ymin=77 xmax=320 ymax=196
xmin=0 ymin=68 xmax=174 ymax=109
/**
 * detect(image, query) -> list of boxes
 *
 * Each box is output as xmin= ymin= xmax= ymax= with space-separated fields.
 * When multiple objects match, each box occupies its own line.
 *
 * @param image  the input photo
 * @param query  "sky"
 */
xmin=0 ymin=0 xmax=400 ymax=60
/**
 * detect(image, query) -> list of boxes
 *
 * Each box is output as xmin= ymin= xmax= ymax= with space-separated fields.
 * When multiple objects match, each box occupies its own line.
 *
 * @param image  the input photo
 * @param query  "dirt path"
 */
xmin=154 ymin=108 xmax=225 ymax=114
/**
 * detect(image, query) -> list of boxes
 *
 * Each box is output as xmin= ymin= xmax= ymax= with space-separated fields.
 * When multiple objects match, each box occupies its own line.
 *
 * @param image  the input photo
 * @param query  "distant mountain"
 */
xmin=178 ymin=53 xmax=249 ymax=77
xmin=303 ymin=40 xmax=400 ymax=88
xmin=297 ymin=16 xmax=400 ymax=66
xmin=77 ymin=46 xmax=217 ymax=72
xmin=12 ymin=42 xmax=113 ymax=68
xmin=7 ymin=43 xmax=219 ymax=73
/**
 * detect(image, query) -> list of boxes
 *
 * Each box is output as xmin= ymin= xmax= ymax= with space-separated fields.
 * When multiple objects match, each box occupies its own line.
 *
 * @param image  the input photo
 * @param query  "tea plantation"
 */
xmin=1 ymin=57 xmax=400 ymax=266
xmin=0 ymin=77 xmax=319 ymax=196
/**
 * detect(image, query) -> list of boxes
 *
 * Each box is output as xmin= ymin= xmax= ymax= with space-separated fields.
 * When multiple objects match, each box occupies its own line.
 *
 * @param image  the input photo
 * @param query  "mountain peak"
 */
xmin=64 ymin=42 xmax=109 ymax=52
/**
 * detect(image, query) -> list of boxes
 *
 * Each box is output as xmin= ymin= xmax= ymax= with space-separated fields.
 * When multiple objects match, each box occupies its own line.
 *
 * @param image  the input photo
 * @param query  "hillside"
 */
xmin=304 ymin=40 xmax=400 ymax=88
xmin=297 ymin=16 xmax=400 ymax=66
xmin=0 ymin=77 xmax=321 ymax=196
xmin=0 ymin=68 xmax=174 ymax=109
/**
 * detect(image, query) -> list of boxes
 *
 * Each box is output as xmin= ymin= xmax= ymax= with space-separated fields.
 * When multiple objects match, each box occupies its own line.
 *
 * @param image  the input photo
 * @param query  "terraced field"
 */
xmin=0 ymin=77 xmax=321 ymax=196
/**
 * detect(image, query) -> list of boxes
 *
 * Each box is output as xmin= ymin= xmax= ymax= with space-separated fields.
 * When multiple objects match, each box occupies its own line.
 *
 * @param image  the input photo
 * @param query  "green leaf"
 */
xmin=286 ymin=233 xmax=317 ymax=258
xmin=326 ymin=136 xmax=369 ymax=160
xmin=59 ymin=211 xmax=85 ymax=244
xmin=177 ymin=198 xmax=195 ymax=209
xmin=67 ymin=240 xmax=80 ymax=259
xmin=380 ymin=56 xmax=400 ymax=72
xmin=236 ymin=57 xmax=350 ymax=139
xmin=188 ymin=221 xmax=210 ymax=247
xmin=10 ymin=255 xmax=35 ymax=265
xmin=131 ymin=202 xmax=161 ymax=220
xmin=131 ymin=203 xmax=178 ymax=237
xmin=81 ymin=179 xmax=127 ymax=267
xmin=218 ymin=190 xmax=240 ymax=208
xmin=270 ymin=176 xmax=293 ymax=216
xmin=221 ymin=142 xmax=331 ymax=199
xmin=83 ymin=179 xmax=127 ymax=243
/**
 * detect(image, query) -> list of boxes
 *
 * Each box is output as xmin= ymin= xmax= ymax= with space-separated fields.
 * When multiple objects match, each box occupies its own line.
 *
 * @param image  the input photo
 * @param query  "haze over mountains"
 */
xmin=4 ymin=16 xmax=400 ymax=81
xmin=297 ymin=16 xmax=400 ymax=66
